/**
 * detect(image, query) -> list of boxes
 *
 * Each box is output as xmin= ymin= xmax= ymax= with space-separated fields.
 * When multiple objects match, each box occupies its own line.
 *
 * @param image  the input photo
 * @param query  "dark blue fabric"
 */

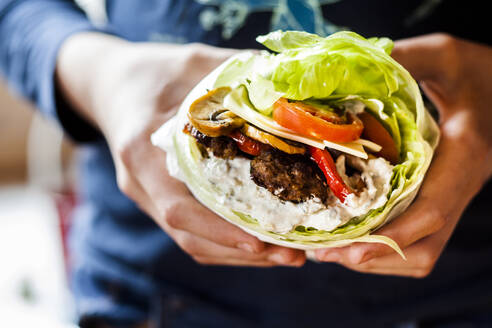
xmin=1 ymin=1 xmax=491 ymax=326
xmin=0 ymin=0 xmax=107 ymax=141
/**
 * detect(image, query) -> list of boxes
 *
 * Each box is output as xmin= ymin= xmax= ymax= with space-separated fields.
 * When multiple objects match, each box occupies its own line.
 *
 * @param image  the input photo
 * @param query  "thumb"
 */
xmin=391 ymin=33 xmax=458 ymax=83
xmin=392 ymin=33 xmax=464 ymax=117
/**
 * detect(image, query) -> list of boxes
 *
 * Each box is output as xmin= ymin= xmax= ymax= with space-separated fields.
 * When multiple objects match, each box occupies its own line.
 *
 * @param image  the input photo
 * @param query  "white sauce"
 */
xmin=200 ymin=154 xmax=394 ymax=233
xmin=341 ymin=99 xmax=365 ymax=115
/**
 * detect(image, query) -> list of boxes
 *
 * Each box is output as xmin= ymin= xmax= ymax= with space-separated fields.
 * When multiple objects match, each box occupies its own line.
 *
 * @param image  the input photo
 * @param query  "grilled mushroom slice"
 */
xmin=188 ymin=87 xmax=245 ymax=137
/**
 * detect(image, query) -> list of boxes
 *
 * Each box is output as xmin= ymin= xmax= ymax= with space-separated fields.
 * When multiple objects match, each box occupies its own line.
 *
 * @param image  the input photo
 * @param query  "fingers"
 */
xmin=317 ymin=133 xmax=470 ymax=265
xmin=119 ymin=157 xmax=305 ymax=267
xmin=193 ymin=251 xmax=306 ymax=267
xmin=172 ymin=230 xmax=306 ymax=267
xmin=125 ymin=143 xmax=266 ymax=253
xmin=114 ymin=157 xmax=162 ymax=220
xmin=162 ymin=196 xmax=267 ymax=253
xmin=330 ymin=213 xmax=459 ymax=278
xmin=117 ymin=134 xmax=307 ymax=267
xmin=315 ymin=196 xmax=447 ymax=264
xmin=192 ymin=258 xmax=277 ymax=267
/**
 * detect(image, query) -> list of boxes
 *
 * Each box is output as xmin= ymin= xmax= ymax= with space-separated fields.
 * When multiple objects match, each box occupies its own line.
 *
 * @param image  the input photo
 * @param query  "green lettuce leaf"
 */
xmin=244 ymin=74 xmax=284 ymax=115
xmin=216 ymin=31 xmax=403 ymax=111
xmin=256 ymin=30 xmax=324 ymax=52
xmin=257 ymin=31 xmax=399 ymax=101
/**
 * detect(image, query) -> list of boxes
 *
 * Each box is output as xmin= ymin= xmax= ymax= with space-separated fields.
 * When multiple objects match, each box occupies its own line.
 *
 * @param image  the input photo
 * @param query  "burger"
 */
xmin=152 ymin=31 xmax=439 ymax=255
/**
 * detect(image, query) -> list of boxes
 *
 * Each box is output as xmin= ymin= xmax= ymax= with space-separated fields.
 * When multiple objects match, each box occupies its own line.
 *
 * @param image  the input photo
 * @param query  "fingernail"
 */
xmin=322 ymin=252 xmax=340 ymax=262
xmin=268 ymin=253 xmax=287 ymax=264
xmin=237 ymin=242 xmax=255 ymax=253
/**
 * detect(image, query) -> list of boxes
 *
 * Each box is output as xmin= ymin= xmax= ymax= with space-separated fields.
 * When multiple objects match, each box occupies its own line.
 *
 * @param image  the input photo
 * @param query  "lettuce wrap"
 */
xmin=151 ymin=31 xmax=440 ymax=256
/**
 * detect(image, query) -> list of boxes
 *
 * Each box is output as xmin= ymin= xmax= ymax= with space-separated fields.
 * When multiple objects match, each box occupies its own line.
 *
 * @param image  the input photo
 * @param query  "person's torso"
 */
xmin=71 ymin=1 xmax=492 ymax=325
xmin=101 ymin=0 xmax=489 ymax=47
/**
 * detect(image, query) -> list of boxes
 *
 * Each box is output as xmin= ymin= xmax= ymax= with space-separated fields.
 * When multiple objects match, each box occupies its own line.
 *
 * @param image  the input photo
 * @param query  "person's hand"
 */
xmin=316 ymin=33 xmax=492 ymax=277
xmin=56 ymin=33 xmax=306 ymax=267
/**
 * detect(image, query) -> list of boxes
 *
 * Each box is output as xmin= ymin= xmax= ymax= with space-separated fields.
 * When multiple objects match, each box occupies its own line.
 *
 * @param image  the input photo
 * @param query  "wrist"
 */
xmin=56 ymin=32 xmax=130 ymax=136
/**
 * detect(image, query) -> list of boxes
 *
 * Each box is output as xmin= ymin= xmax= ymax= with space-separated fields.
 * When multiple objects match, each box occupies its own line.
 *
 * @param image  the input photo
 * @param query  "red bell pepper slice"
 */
xmin=308 ymin=146 xmax=354 ymax=203
xmin=358 ymin=112 xmax=399 ymax=164
xmin=229 ymin=130 xmax=263 ymax=156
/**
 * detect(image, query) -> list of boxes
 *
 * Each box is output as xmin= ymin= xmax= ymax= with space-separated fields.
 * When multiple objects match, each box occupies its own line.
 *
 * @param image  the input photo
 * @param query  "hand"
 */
xmin=56 ymin=33 xmax=306 ymax=267
xmin=316 ymin=33 xmax=492 ymax=277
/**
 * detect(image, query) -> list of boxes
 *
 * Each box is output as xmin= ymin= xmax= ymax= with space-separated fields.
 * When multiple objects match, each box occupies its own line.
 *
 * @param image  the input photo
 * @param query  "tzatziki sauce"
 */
xmin=200 ymin=154 xmax=394 ymax=233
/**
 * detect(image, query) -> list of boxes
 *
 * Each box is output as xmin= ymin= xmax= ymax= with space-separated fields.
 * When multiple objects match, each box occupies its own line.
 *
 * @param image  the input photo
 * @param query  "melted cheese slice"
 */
xmin=224 ymin=91 xmax=382 ymax=159
xmin=353 ymin=139 xmax=382 ymax=152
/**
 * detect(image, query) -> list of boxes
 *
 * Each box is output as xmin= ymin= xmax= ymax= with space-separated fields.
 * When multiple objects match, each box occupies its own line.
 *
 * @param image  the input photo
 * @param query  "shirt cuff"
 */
xmin=41 ymin=22 xmax=106 ymax=143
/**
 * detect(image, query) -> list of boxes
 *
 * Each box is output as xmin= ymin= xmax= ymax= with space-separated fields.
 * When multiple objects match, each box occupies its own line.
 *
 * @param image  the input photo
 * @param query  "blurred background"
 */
xmin=0 ymin=80 xmax=79 ymax=327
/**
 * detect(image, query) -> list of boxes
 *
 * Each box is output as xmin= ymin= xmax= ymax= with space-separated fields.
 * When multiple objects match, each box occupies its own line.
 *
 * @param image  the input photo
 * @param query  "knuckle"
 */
xmin=185 ymin=42 xmax=201 ymax=52
xmin=416 ymin=252 xmax=437 ymax=277
xmin=184 ymin=43 xmax=207 ymax=64
xmin=432 ymin=33 xmax=459 ymax=53
xmin=162 ymin=201 xmax=186 ymax=230
xmin=192 ymin=256 xmax=212 ymax=265
xmin=420 ymin=251 xmax=434 ymax=267
xmin=115 ymin=171 xmax=133 ymax=197
xmin=347 ymin=260 xmax=371 ymax=271
xmin=343 ymin=261 xmax=371 ymax=273
xmin=347 ymin=248 xmax=366 ymax=265
xmin=116 ymin=130 xmax=151 ymax=171
xmin=427 ymin=208 xmax=448 ymax=233
xmin=175 ymin=233 xmax=199 ymax=255
xmin=245 ymin=239 xmax=260 ymax=251
xmin=412 ymin=266 xmax=434 ymax=279
xmin=433 ymin=212 xmax=448 ymax=232
xmin=432 ymin=33 xmax=462 ymax=74
xmin=281 ymin=250 xmax=299 ymax=264
xmin=432 ymin=32 xmax=455 ymax=46
xmin=117 ymin=142 xmax=135 ymax=170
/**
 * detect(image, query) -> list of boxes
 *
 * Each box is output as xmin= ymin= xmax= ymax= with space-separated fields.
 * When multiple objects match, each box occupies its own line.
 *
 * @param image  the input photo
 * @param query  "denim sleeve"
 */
xmin=0 ymin=0 xmax=106 ymax=142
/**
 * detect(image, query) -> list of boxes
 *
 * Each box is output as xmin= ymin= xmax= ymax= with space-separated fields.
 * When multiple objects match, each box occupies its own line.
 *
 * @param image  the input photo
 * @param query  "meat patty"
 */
xmin=186 ymin=123 xmax=328 ymax=202
xmin=185 ymin=124 xmax=238 ymax=159
xmin=250 ymin=149 xmax=328 ymax=203
xmin=207 ymin=137 xmax=238 ymax=159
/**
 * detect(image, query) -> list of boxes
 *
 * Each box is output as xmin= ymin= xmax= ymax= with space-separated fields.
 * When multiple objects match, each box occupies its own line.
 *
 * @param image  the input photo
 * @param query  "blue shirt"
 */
xmin=1 ymin=1 xmax=491 ymax=326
